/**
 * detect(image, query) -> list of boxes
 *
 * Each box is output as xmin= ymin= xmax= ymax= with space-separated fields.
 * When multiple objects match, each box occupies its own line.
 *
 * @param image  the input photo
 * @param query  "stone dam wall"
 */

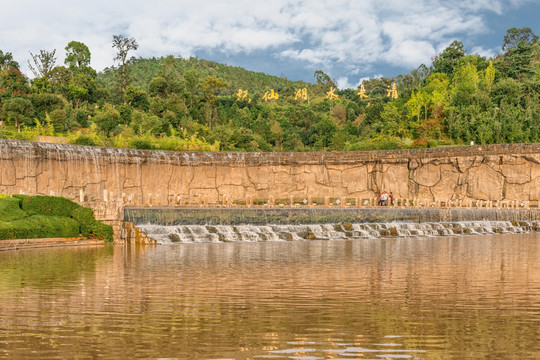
xmin=1 ymin=140 xmax=540 ymax=237
xmin=124 ymin=208 xmax=540 ymax=226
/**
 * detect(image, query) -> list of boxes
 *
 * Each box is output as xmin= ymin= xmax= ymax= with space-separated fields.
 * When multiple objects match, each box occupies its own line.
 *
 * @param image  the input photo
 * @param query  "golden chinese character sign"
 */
xmin=236 ymin=89 xmax=248 ymax=101
xmin=236 ymin=89 xmax=251 ymax=103
xmin=357 ymin=84 xmax=368 ymax=99
xmin=386 ymin=83 xmax=398 ymax=99
xmin=294 ymin=88 xmax=308 ymax=101
xmin=326 ymin=87 xmax=339 ymax=100
xmin=263 ymin=89 xmax=279 ymax=102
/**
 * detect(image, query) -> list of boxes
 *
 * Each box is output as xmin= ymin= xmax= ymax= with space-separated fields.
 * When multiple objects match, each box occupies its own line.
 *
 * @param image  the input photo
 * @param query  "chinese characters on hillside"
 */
xmin=295 ymin=88 xmax=308 ymax=101
xmin=263 ymin=89 xmax=279 ymax=102
xmin=234 ymin=83 xmax=398 ymax=103
xmin=326 ymin=87 xmax=339 ymax=100
xmin=386 ymin=83 xmax=398 ymax=99
xmin=236 ymin=89 xmax=251 ymax=103
xmin=357 ymin=84 xmax=368 ymax=99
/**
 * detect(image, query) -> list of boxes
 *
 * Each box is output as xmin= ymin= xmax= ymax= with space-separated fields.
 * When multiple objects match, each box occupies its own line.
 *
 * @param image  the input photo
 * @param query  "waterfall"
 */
xmin=135 ymin=220 xmax=540 ymax=244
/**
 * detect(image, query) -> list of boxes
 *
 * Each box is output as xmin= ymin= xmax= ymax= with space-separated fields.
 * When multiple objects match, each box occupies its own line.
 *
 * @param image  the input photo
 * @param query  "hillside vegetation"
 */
xmin=0 ymin=27 xmax=538 ymax=152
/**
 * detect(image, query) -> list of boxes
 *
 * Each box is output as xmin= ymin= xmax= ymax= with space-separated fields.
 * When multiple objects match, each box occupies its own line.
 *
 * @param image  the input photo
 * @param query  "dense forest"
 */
xmin=0 ymin=27 xmax=538 ymax=152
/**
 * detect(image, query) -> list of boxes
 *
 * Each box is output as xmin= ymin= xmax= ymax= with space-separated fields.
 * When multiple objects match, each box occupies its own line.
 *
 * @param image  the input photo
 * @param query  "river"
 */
xmin=0 ymin=233 xmax=539 ymax=359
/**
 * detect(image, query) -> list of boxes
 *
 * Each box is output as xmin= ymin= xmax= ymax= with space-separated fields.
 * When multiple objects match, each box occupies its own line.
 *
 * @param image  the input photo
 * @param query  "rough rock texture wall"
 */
xmin=1 ymin=140 xmax=540 ymax=225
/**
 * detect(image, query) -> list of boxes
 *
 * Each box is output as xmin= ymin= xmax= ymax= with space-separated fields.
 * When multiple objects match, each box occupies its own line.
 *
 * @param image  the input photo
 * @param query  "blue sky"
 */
xmin=1 ymin=0 xmax=539 ymax=89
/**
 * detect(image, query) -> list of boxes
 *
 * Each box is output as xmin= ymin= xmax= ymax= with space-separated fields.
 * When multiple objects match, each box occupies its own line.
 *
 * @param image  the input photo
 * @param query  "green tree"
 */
xmin=0 ymin=68 xmax=30 ymax=98
xmin=149 ymin=76 xmax=169 ymax=97
xmin=380 ymin=102 xmax=405 ymax=138
xmin=406 ymin=90 xmax=428 ymax=123
xmin=130 ymin=110 xmax=164 ymax=136
xmin=61 ymin=42 xmax=97 ymax=106
xmin=432 ymin=40 xmax=466 ymax=76
xmin=28 ymin=49 xmax=57 ymax=79
xmin=65 ymin=41 xmax=91 ymax=68
xmin=495 ymin=42 xmax=536 ymax=80
xmin=68 ymin=68 xmax=97 ymax=106
xmin=93 ymin=103 xmax=120 ymax=136
xmin=483 ymin=61 xmax=496 ymax=92
xmin=0 ymin=50 xmax=20 ymax=70
xmin=314 ymin=70 xmax=337 ymax=92
xmin=495 ymin=28 xmax=538 ymax=81
xmin=452 ymin=60 xmax=480 ymax=106
xmin=49 ymin=108 xmax=68 ymax=132
xmin=491 ymin=78 xmax=522 ymax=107
xmin=31 ymin=93 xmax=65 ymax=121
xmin=1 ymin=97 xmax=34 ymax=132
xmin=125 ymin=85 xmax=148 ymax=110
xmin=502 ymin=27 xmax=538 ymax=52
xmin=48 ymin=66 xmax=71 ymax=96
xmin=112 ymin=34 xmax=138 ymax=102
xmin=117 ymin=104 xmax=133 ymax=125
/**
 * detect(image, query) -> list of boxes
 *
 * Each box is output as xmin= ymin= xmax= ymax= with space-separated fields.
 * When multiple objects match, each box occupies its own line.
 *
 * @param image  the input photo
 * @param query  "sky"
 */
xmin=1 ymin=0 xmax=539 ymax=89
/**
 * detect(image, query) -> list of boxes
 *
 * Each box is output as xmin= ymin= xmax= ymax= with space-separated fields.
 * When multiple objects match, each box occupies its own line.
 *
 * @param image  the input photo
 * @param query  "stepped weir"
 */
xmin=1 ymin=139 xmax=540 ymax=241
xmin=123 ymin=207 xmax=540 ymax=244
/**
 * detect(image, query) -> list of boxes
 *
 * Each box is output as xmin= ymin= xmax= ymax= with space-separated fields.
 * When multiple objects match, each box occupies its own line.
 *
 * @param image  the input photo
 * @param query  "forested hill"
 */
xmin=0 ymin=27 xmax=539 ymax=152
xmin=98 ymin=56 xmax=311 ymax=99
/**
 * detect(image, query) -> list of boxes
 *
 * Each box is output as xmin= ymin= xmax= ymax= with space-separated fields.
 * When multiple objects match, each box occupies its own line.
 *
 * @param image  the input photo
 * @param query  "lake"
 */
xmin=0 ymin=233 xmax=539 ymax=359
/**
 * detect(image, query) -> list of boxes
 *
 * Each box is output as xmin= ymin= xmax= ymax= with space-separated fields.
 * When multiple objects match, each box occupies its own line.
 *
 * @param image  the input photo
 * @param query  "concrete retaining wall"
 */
xmin=1 ymin=140 xmax=539 ymax=236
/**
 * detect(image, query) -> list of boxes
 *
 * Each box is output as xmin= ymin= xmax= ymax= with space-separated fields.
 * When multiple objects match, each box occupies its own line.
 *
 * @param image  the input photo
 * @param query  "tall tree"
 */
xmin=313 ymin=70 xmax=336 ymax=91
xmin=483 ymin=61 xmax=496 ymax=92
xmin=112 ymin=34 xmax=138 ymax=102
xmin=62 ymin=41 xmax=96 ymax=106
xmin=502 ymin=27 xmax=538 ymax=52
xmin=64 ymin=41 xmax=91 ymax=69
xmin=432 ymin=40 xmax=466 ymax=76
xmin=28 ymin=49 xmax=57 ymax=79
xmin=0 ymin=50 xmax=19 ymax=70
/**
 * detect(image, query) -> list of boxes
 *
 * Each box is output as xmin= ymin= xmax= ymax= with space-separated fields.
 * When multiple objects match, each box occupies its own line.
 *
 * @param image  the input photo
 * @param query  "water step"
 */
xmin=135 ymin=220 xmax=540 ymax=244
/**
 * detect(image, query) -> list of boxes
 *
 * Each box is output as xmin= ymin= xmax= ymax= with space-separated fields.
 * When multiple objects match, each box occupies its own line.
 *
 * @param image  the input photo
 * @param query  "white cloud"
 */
xmin=336 ymin=76 xmax=354 ymax=90
xmin=470 ymin=46 xmax=500 ymax=59
xmin=0 ymin=0 xmax=535 ymax=83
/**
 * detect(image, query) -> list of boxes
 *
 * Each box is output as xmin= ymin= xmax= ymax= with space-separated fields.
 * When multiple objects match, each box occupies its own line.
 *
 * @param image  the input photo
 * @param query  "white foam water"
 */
xmin=136 ymin=220 xmax=540 ymax=244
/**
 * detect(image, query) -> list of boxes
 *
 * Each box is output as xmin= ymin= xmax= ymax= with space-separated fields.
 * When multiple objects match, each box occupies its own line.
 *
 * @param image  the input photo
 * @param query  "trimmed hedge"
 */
xmin=72 ymin=206 xmax=114 ymax=242
xmin=0 ymin=195 xmax=113 ymax=242
xmin=0 ymin=197 xmax=27 ymax=222
xmin=0 ymin=215 xmax=80 ymax=240
xmin=22 ymin=195 xmax=80 ymax=217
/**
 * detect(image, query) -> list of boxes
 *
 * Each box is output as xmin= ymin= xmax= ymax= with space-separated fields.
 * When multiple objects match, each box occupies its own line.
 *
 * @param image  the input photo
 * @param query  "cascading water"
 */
xmin=136 ymin=220 xmax=540 ymax=244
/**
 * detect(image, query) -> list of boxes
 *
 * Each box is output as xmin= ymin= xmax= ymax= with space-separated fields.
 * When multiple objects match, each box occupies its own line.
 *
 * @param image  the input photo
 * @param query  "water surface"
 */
xmin=0 ymin=234 xmax=539 ymax=359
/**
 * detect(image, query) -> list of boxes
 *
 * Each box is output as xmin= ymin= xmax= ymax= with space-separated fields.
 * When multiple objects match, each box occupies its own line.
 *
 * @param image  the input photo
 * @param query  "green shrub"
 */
xmin=412 ymin=138 xmax=430 ymax=148
xmin=72 ymin=206 xmax=95 ymax=225
xmin=72 ymin=206 xmax=113 ymax=242
xmin=11 ymin=194 xmax=30 ymax=201
xmin=0 ymin=215 xmax=79 ymax=240
xmin=22 ymin=195 xmax=80 ymax=217
xmin=0 ymin=221 xmax=16 ymax=239
xmin=130 ymin=138 xmax=155 ymax=150
xmin=88 ymin=222 xmax=114 ymax=242
xmin=73 ymin=135 xmax=96 ymax=146
xmin=0 ymin=195 xmax=113 ymax=242
xmin=0 ymin=197 xmax=27 ymax=222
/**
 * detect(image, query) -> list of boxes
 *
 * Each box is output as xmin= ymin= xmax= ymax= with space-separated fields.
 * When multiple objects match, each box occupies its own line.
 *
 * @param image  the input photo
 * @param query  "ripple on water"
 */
xmin=0 ymin=234 xmax=538 ymax=359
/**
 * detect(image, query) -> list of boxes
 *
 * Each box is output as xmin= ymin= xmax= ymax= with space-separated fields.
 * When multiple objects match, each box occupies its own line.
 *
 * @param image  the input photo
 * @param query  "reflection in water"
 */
xmin=0 ymin=234 xmax=539 ymax=359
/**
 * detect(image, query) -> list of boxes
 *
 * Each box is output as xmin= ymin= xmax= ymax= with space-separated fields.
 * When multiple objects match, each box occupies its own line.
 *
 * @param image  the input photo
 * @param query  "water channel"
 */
xmin=0 ymin=233 xmax=539 ymax=359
